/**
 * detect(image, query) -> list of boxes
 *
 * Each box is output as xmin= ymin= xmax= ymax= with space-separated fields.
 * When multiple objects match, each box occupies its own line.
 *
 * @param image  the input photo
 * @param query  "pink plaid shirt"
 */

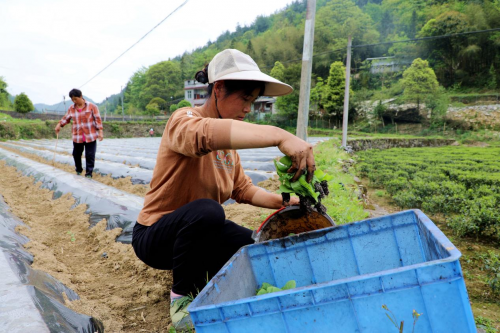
xmin=59 ymin=101 xmax=103 ymax=143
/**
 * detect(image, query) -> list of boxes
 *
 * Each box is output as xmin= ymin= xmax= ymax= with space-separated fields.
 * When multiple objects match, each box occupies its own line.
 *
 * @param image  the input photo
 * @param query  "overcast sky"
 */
xmin=0 ymin=0 xmax=297 ymax=105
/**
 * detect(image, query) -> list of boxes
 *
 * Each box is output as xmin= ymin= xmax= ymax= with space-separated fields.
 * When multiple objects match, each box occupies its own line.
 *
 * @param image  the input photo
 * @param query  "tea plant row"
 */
xmin=357 ymin=147 xmax=500 ymax=240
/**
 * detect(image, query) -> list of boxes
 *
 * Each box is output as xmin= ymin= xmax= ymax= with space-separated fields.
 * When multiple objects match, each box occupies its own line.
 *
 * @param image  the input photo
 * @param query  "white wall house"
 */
xmin=184 ymin=80 xmax=209 ymax=107
xmin=184 ymin=80 xmax=277 ymax=118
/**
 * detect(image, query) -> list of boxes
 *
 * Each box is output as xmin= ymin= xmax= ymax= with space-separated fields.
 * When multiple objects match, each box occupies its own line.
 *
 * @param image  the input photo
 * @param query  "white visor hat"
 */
xmin=207 ymin=49 xmax=293 ymax=97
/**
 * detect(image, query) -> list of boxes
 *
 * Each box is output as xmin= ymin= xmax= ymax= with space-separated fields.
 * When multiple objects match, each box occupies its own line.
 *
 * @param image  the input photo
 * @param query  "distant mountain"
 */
xmin=34 ymin=96 xmax=96 ymax=113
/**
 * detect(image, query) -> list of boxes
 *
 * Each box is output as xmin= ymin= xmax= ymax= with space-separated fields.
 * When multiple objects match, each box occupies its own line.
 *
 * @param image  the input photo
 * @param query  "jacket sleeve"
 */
xmin=59 ymin=108 xmax=72 ymax=127
xmin=231 ymin=152 xmax=259 ymax=204
xmin=166 ymin=107 xmax=232 ymax=158
xmin=92 ymin=104 xmax=103 ymax=130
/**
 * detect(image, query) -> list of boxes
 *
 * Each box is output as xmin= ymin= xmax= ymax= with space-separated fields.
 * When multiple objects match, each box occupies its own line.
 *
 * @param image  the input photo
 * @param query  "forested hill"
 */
xmin=106 ymin=0 xmax=500 ymax=115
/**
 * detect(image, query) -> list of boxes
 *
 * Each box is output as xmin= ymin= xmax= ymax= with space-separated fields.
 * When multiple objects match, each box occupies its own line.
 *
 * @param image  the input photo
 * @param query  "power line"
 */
xmin=79 ymin=0 xmax=189 ymax=89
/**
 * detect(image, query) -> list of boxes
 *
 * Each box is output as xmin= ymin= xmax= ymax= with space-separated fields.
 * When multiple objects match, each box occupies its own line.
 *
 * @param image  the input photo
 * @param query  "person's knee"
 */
xmin=192 ymin=199 xmax=225 ymax=227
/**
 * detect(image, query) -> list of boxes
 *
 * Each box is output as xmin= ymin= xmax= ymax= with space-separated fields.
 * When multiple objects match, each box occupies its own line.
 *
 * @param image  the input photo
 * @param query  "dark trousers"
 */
xmin=132 ymin=199 xmax=254 ymax=296
xmin=72 ymin=141 xmax=97 ymax=176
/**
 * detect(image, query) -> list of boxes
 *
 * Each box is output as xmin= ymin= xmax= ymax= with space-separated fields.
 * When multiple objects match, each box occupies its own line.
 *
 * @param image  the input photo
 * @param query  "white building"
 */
xmin=184 ymin=80 xmax=209 ymax=107
xmin=184 ymin=80 xmax=277 ymax=118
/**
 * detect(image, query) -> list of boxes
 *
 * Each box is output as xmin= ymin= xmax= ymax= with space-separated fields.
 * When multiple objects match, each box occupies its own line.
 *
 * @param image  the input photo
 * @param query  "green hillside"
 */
xmin=102 ymin=0 xmax=500 ymax=120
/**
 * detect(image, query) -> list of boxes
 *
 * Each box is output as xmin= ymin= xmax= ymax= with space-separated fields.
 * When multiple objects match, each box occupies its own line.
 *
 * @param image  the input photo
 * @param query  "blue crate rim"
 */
xmin=188 ymin=209 xmax=461 ymax=313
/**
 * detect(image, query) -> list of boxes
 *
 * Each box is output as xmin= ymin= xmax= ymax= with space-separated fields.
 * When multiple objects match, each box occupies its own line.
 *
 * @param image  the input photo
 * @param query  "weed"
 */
xmin=375 ymin=190 xmax=385 ymax=197
xmin=67 ymin=231 xmax=75 ymax=242
xmin=475 ymin=316 xmax=498 ymax=333
xmin=481 ymin=251 xmax=500 ymax=295
xmin=382 ymin=304 xmax=422 ymax=333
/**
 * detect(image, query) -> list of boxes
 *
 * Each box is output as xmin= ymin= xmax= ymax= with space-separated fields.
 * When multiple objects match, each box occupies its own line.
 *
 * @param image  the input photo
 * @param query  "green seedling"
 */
xmin=67 ymin=231 xmax=75 ymax=242
xmin=256 ymin=280 xmax=296 ymax=296
xmin=274 ymin=156 xmax=333 ymax=203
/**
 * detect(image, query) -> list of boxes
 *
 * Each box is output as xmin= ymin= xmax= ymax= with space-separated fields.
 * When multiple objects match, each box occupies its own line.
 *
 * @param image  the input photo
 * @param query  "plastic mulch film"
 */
xmin=0 ymin=148 xmax=143 ymax=243
xmin=14 ymin=140 xmax=157 ymax=170
xmin=0 ymin=196 xmax=104 ymax=332
xmin=1 ymin=142 xmax=153 ymax=185
xmin=11 ymin=139 xmax=278 ymax=185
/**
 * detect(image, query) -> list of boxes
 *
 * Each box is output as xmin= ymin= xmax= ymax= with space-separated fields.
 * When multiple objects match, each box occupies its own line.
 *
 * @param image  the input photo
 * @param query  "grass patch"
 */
xmin=314 ymin=140 xmax=368 ymax=225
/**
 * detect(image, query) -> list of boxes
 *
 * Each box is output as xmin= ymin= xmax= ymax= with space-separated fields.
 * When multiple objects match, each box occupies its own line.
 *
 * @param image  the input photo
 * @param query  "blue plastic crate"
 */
xmin=188 ymin=210 xmax=476 ymax=333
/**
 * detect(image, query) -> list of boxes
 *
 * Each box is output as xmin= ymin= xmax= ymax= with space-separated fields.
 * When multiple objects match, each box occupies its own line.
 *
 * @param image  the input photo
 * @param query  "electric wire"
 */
xmin=79 ymin=0 xmax=189 ymax=89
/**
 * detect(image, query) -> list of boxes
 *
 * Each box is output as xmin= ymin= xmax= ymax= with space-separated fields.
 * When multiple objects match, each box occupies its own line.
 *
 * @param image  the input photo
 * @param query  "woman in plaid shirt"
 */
xmin=55 ymin=88 xmax=104 ymax=178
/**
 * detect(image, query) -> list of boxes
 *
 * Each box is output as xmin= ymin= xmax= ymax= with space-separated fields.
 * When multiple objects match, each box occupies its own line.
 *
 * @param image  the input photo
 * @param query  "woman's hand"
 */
xmin=55 ymin=123 xmax=61 ymax=134
xmin=284 ymin=196 xmax=300 ymax=207
xmin=277 ymin=133 xmax=315 ymax=182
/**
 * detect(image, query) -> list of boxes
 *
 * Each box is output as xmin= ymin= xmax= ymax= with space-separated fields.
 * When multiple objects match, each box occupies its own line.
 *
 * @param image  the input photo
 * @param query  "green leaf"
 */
xmin=274 ymin=159 xmax=289 ymax=173
xmin=279 ymin=185 xmax=295 ymax=193
xmin=314 ymin=169 xmax=325 ymax=179
xmin=299 ymin=175 xmax=319 ymax=201
xmin=279 ymin=156 xmax=292 ymax=168
xmin=256 ymin=289 xmax=267 ymax=296
xmin=322 ymin=174 xmax=334 ymax=181
xmin=267 ymin=286 xmax=282 ymax=293
xmin=281 ymin=280 xmax=296 ymax=290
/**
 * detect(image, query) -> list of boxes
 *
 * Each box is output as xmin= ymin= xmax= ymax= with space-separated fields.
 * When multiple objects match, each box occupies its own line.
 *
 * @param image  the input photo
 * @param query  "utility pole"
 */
xmin=104 ymin=97 xmax=108 ymax=122
xmin=296 ymin=0 xmax=317 ymax=141
xmin=121 ymin=86 xmax=124 ymax=121
xmin=63 ymin=95 xmax=66 ymax=114
xmin=341 ymin=36 xmax=352 ymax=148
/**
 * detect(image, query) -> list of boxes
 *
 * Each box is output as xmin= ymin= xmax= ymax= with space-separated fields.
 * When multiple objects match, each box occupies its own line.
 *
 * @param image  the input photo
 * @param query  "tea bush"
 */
xmin=357 ymin=147 xmax=500 ymax=240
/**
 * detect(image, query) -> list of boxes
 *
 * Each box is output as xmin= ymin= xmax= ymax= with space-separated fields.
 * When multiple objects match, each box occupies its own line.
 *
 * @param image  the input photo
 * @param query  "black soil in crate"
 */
xmin=253 ymin=206 xmax=335 ymax=243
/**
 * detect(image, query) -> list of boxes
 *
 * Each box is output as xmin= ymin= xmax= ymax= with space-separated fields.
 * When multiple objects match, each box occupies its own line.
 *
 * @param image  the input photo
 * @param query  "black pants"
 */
xmin=72 ymin=140 xmax=96 ymax=176
xmin=132 ymin=199 xmax=254 ymax=296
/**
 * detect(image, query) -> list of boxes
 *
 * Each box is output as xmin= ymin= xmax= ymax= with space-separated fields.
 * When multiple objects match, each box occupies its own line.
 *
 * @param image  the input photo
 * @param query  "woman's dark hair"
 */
xmin=69 ymin=88 xmax=83 ymax=98
xmin=195 ymin=64 xmax=265 ymax=98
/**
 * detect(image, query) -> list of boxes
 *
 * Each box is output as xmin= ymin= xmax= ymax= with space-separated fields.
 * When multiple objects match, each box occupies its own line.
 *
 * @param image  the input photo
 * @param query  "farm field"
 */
xmin=0 ymin=136 xmax=349 ymax=332
xmin=0 ymin=137 xmax=498 ymax=331
xmin=357 ymin=146 xmax=500 ymax=331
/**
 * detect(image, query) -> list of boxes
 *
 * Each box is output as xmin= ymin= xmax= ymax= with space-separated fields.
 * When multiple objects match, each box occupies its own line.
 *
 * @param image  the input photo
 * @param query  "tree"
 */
xmin=141 ymin=61 xmax=182 ymax=108
xmin=170 ymin=103 xmax=178 ymax=112
xmin=270 ymin=61 xmax=286 ymax=82
xmin=272 ymin=62 xmax=301 ymax=119
xmin=401 ymin=58 xmax=439 ymax=110
xmin=125 ymin=68 xmax=147 ymax=110
xmin=0 ymin=77 xmax=11 ymax=110
xmin=322 ymin=61 xmax=353 ymax=122
xmin=419 ymin=11 xmax=471 ymax=86
xmin=145 ymin=103 xmax=161 ymax=118
xmin=487 ymin=64 xmax=497 ymax=89
xmin=14 ymin=93 xmax=34 ymax=113
xmin=177 ymin=100 xmax=192 ymax=108
xmin=148 ymin=97 xmax=167 ymax=113
xmin=310 ymin=77 xmax=326 ymax=115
